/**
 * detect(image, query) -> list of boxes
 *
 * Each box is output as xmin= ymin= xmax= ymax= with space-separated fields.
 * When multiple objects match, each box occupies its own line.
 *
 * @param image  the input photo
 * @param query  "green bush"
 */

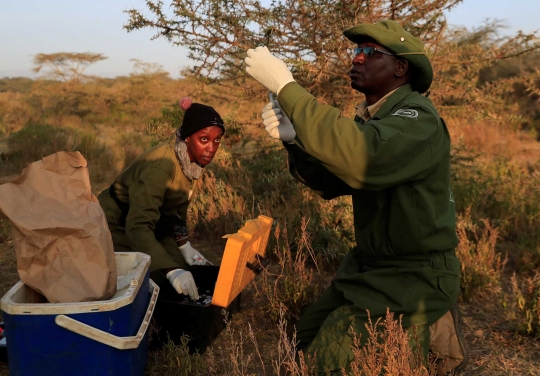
xmin=6 ymin=123 xmax=115 ymax=185
xmin=7 ymin=123 xmax=74 ymax=168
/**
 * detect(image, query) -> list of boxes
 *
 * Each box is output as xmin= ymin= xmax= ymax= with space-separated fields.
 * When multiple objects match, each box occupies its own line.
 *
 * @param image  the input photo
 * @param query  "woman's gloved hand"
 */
xmin=261 ymin=100 xmax=296 ymax=143
xmin=166 ymin=269 xmax=199 ymax=300
xmin=178 ymin=241 xmax=207 ymax=266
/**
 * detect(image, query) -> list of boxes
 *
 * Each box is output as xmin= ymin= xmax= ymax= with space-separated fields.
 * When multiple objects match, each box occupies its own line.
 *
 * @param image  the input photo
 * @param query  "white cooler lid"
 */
xmin=0 ymin=252 xmax=150 ymax=315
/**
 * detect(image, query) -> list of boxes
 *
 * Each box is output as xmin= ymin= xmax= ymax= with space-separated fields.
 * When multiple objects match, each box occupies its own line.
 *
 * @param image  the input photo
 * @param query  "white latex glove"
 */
xmin=166 ymin=269 xmax=199 ymax=300
xmin=178 ymin=241 xmax=207 ymax=266
xmin=244 ymin=46 xmax=295 ymax=94
xmin=261 ymin=100 xmax=296 ymax=143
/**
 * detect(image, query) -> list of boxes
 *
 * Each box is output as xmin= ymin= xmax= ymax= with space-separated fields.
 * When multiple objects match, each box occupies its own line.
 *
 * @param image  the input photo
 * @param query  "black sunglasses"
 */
xmin=353 ymin=47 xmax=394 ymax=58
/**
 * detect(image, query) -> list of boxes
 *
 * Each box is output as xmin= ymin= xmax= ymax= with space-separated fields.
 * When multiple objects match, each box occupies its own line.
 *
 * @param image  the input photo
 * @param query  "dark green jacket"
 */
xmin=100 ymin=138 xmax=196 ymax=271
xmin=279 ymin=83 xmax=458 ymax=261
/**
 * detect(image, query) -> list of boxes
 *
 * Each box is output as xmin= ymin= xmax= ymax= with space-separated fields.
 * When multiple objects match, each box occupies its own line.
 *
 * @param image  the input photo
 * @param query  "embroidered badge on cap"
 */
xmin=391 ymin=109 xmax=418 ymax=119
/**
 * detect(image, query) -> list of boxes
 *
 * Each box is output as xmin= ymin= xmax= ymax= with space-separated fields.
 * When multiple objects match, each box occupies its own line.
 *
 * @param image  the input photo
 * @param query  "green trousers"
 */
xmin=296 ymin=248 xmax=460 ymax=375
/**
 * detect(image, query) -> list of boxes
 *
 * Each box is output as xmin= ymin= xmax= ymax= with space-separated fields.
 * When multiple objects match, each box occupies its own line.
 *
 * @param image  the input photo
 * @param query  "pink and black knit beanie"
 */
xmin=177 ymin=97 xmax=225 ymax=140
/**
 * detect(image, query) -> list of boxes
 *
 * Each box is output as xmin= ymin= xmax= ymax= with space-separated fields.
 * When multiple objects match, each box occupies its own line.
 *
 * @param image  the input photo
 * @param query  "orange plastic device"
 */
xmin=211 ymin=215 xmax=273 ymax=308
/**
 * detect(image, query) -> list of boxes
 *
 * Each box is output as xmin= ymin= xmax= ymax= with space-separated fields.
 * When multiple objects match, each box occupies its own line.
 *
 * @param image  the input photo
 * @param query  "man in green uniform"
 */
xmin=244 ymin=20 xmax=467 ymax=374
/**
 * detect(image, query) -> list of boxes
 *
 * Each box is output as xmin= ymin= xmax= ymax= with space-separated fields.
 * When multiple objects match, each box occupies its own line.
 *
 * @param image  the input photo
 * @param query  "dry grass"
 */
xmin=446 ymin=117 xmax=540 ymax=169
xmin=456 ymin=209 xmax=507 ymax=302
xmin=1 ymin=75 xmax=540 ymax=375
xmin=349 ymin=311 xmax=433 ymax=376
xmin=254 ymin=220 xmax=328 ymax=323
xmin=447 ymin=119 xmax=517 ymax=160
xmin=503 ymin=272 xmax=540 ymax=337
xmin=460 ymin=292 xmax=540 ymax=376
xmin=0 ymin=220 xmax=17 ymax=376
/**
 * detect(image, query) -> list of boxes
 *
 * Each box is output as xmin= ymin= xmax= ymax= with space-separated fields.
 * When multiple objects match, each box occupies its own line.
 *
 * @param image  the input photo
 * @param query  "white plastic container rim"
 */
xmin=55 ymin=280 xmax=159 ymax=350
xmin=0 ymin=252 xmax=151 ymax=315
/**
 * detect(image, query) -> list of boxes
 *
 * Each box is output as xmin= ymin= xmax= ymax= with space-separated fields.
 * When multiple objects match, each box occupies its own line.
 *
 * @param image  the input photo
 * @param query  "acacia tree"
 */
xmin=124 ymin=0 xmax=463 ymax=104
xmin=124 ymin=0 xmax=540 ymax=119
xmin=33 ymin=52 xmax=107 ymax=83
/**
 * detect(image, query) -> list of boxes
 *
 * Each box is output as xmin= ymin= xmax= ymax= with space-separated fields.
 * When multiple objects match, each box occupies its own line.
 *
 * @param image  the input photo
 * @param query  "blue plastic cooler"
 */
xmin=0 ymin=252 xmax=159 ymax=376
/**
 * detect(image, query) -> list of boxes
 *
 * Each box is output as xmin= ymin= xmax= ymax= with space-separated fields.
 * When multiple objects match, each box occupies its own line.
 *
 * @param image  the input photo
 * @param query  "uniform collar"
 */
xmin=356 ymin=87 xmax=400 ymax=122
xmin=371 ymin=84 xmax=413 ymax=119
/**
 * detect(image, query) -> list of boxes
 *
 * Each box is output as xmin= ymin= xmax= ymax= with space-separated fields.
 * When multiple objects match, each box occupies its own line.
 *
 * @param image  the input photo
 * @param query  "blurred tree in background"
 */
xmin=33 ymin=52 xmax=107 ymax=83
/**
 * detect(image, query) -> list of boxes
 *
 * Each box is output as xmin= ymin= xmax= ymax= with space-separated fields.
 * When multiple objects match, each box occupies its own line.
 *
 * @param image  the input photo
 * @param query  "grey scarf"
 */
xmin=174 ymin=137 xmax=202 ymax=182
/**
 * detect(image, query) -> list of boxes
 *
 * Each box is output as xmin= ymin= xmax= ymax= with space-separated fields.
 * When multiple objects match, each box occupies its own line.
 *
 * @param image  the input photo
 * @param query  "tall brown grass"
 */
xmin=504 ymin=272 xmax=540 ymax=337
xmin=255 ymin=219 xmax=327 ymax=323
xmin=1 ymin=49 xmax=540 ymax=373
xmin=455 ymin=209 xmax=506 ymax=302
xmin=146 ymin=307 xmax=436 ymax=376
xmin=447 ymin=119 xmax=528 ymax=160
xmin=452 ymin=143 xmax=540 ymax=271
xmin=349 ymin=310 xmax=434 ymax=376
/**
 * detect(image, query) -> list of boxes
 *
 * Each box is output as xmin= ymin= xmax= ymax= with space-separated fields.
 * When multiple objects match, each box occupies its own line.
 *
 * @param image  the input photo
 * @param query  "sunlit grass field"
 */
xmin=1 ymin=73 xmax=540 ymax=375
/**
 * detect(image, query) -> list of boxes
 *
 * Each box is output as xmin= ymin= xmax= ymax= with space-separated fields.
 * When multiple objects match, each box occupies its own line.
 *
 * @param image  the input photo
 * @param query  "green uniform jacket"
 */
xmin=98 ymin=138 xmax=196 ymax=273
xmin=279 ymin=83 xmax=461 ymax=372
xmin=280 ymin=83 xmax=458 ymax=261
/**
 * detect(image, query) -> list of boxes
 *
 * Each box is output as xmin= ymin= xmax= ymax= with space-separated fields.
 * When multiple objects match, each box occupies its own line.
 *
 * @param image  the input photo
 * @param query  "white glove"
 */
xmin=244 ymin=46 xmax=295 ymax=94
xmin=178 ymin=241 xmax=207 ymax=266
xmin=166 ymin=269 xmax=199 ymax=300
xmin=261 ymin=100 xmax=296 ymax=143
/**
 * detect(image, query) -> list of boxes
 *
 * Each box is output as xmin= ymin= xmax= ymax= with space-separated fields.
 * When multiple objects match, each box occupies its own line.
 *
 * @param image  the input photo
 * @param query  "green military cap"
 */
xmin=343 ymin=20 xmax=433 ymax=94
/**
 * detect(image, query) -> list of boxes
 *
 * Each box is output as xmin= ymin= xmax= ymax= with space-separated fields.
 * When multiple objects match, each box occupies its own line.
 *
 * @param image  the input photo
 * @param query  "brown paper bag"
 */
xmin=0 ymin=151 xmax=117 ymax=303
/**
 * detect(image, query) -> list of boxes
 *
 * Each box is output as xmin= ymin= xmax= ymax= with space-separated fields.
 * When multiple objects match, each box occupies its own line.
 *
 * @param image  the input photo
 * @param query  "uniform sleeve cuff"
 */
xmin=277 ymin=82 xmax=313 ymax=118
xmin=276 ymin=79 xmax=296 ymax=95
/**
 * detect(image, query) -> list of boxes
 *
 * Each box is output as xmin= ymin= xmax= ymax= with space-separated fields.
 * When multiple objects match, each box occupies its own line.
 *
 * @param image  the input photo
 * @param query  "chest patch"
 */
xmin=392 ymin=109 xmax=418 ymax=119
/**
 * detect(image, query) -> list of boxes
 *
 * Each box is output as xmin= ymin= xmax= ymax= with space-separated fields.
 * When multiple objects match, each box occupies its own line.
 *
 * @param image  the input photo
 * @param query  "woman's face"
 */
xmin=185 ymin=126 xmax=224 ymax=167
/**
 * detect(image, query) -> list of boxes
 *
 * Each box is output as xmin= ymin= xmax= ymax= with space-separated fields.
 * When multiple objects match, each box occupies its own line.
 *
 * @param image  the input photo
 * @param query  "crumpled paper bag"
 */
xmin=0 ymin=151 xmax=117 ymax=303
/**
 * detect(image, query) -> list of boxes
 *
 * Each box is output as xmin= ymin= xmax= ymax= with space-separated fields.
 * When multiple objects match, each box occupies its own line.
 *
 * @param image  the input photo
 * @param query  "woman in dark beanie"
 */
xmin=98 ymin=97 xmax=225 ymax=300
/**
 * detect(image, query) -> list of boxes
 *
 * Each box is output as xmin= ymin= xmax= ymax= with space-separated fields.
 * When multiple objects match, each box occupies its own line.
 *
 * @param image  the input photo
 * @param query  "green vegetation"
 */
xmin=4 ymin=123 xmax=115 ymax=184
xmin=1 ymin=1 xmax=540 ymax=375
